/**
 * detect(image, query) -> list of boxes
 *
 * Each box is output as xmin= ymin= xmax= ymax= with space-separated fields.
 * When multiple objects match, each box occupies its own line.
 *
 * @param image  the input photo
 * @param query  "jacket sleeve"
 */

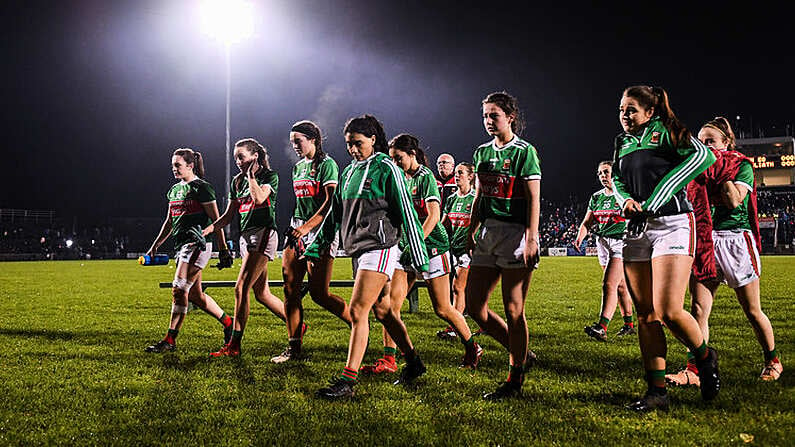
xmin=304 ymin=183 xmax=342 ymax=259
xmin=643 ymin=136 xmax=716 ymax=213
xmin=382 ymin=159 xmax=429 ymax=272
xmin=611 ymin=136 xmax=632 ymax=210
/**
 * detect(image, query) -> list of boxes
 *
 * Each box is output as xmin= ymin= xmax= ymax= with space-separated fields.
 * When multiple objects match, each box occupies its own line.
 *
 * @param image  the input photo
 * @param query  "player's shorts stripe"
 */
xmin=441 ymin=252 xmax=450 ymax=273
xmin=743 ymin=232 xmax=760 ymax=276
xmin=688 ymin=212 xmax=695 ymax=257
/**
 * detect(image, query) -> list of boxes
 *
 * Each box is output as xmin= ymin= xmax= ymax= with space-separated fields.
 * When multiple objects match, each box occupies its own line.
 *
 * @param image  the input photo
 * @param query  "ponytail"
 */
xmin=624 ymin=85 xmax=691 ymax=148
xmin=344 ymin=114 xmax=389 ymax=154
xmin=173 ymin=148 xmax=206 ymax=179
xmin=702 ymin=116 xmax=736 ymax=149
xmin=388 ymin=133 xmax=428 ymax=167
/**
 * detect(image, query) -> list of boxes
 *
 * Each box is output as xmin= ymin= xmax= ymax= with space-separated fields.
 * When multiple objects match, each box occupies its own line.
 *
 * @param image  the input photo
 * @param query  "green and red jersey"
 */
xmin=230 ymin=168 xmax=278 ymax=232
xmin=167 ymin=178 xmax=216 ymax=249
xmin=403 ymin=165 xmax=449 ymax=257
xmin=588 ymin=188 xmax=626 ymax=238
xmin=711 ymin=160 xmax=754 ymax=231
xmin=292 ymin=156 xmax=339 ymax=221
xmin=472 ymin=136 xmax=541 ymax=225
xmin=305 ymin=152 xmax=429 ymax=271
xmin=444 ymin=189 xmax=476 ymax=256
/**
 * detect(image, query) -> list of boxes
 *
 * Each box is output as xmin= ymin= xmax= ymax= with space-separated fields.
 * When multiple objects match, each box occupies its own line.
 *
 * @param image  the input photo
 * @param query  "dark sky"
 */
xmin=2 ymin=0 xmax=794 ymax=229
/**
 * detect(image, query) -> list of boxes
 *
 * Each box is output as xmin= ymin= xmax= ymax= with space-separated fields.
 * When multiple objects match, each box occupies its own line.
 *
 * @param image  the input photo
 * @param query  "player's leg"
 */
xmin=363 ymin=269 xmax=410 ymax=375
xmin=465 ymin=265 xmax=508 ymax=350
xmin=615 ymin=259 xmax=637 ymax=337
xmin=307 ymin=253 xmax=351 ymax=325
xmin=273 ymin=245 xmax=308 ymax=362
xmin=666 ymin=277 xmax=716 ymax=387
xmin=734 ymin=279 xmax=781 ymax=380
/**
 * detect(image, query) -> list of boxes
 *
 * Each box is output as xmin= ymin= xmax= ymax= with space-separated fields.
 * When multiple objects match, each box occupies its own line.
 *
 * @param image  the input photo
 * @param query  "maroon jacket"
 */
xmin=687 ymin=149 xmax=760 ymax=282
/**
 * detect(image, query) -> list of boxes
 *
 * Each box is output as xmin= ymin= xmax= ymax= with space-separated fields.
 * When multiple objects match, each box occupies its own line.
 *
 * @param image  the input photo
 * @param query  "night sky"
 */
xmin=2 ymin=0 xmax=794 ymax=229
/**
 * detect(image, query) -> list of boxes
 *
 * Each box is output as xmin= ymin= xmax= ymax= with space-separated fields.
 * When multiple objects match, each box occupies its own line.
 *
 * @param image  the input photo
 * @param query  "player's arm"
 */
xmin=202 ymin=201 xmax=228 ymax=249
xmin=203 ymin=198 xmax=238 ymax=236
xmin=422 ymin=200 xmax=440 ymax=239
xmin=147 ymin=208 xmax=173 ymax=256
xmin=523 ymin=179 xmax=541 ymax=266
xmin=304 ymin=185 xmax=342 ymax=259
xmin=467 ymin=187 xmax=482 ymax=252
xmin=720 ymin=160 xmax=753 ymax=209
xmin=573 ymin=210 xmax=595 ymax=251
xmin=294 ymin=183 xmax=337 ymax=238
xmin=643 ymin=136 xmax=716 ymax=214
xmin=247 ymin=166 xmax=273 ymax=206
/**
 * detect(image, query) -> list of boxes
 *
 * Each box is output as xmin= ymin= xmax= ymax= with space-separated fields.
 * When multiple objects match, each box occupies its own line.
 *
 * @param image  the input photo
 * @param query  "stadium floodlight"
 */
xmin=199 ymin=0 xmax=255 ymax=215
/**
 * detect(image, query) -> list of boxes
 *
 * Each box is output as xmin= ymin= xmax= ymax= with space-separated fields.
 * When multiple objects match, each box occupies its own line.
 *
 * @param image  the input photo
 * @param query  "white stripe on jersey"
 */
xmin=383 ymin=158 xmax=426 ymax=263
xmin=647 ymin=136 xmax=709 ymax=212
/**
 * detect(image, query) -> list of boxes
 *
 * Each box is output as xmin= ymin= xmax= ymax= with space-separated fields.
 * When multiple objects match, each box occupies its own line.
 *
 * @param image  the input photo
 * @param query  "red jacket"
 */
xmin=687 ymin=149 xmax=760 ymax=282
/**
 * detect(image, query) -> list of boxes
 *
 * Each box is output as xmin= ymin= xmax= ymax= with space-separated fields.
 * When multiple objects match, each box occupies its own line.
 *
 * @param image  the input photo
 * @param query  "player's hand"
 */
xmin=291 ymin=225 xmax=310 ymax=240
xmin=215 ymin=249 xmax=233 ymax=270
xmin=626 ymin=213 xmax=648 ymax=239
xmin=523 ymin=237 xmax=540 ymax=268
xmin=572 ymin=239 xmax=583 ymax=253
xmin=622 ymin=199 xmax=643 ymax=218
xmin=202 ymin=225 xmax=213 ymax=237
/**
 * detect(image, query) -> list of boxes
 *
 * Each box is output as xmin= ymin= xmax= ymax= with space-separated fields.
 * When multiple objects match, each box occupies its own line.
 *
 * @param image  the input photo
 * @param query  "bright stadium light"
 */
xmin=198 ymin=0 xmax=255 ymax=217
xmin=199 ymin=0 xmax=255 ymax=45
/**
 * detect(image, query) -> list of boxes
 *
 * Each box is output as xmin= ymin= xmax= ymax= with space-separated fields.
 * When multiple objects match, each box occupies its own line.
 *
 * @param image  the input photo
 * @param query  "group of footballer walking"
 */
xmin=143 ymin=87 xmax=782 ymax=411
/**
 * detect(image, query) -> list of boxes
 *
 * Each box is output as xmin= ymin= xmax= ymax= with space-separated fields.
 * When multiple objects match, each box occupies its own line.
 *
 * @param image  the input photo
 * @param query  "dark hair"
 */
xmin=388 ymin=133 xmax=429 ymax=167
xmin=701 ymin=116 xmax=736 ymax=149
xmin=456 ymin=162 xmax=475 ymax=187
xmin=482 ymin=91 xmax=525 ymax=136
xmin=343 ymin=114 xmax=389 ymax=155
xmin=291 ymin=120 xmax=326 ymax=172
xmin=173 ymin=148 xmax=205 ymax=179
xmin=623 ymin=85 xmax=691 ymax=148
xmin=233 ymin=138 xmax=270 ymax=191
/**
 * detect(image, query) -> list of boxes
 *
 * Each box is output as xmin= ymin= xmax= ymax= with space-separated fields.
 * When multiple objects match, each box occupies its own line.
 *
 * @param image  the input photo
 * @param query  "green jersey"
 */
xmin=588 ymin=188 xmax=626 ymax=238
xmin=472 ymin=136 xmax=541 ymax=225
xmin=167 ymin=178 xmax=216 ymax=249
xmin=711 ymin=160 xmax=754 ymax=231
xmin=305 ymin=152 xmax=429 ymax=271
xmin=444 ymin=189 xmax=476 ymax=256
xmin=403 ymin=165 xmax=449 ymax=257
xmin=292 ymin=156 xmax=339 ymax=221
xmin=230 ymin=168 xmax=278 ymax=232
xmin=612 ymin=117 xmax=716 ymax=216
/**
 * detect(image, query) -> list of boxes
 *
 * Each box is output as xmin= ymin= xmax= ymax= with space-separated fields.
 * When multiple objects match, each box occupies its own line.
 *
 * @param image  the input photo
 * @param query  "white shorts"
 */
xmin=175 ymin=242 xmax=213 ymax=270
xmin=287 ymin=217 xmax=339 ymax=257
xmin=623 ymin=213 xmax=695 ymax=262
xmin=470 ymin=219 xmax=532 ymax=269
xmin=239 ymin=227 xmax=278 ymax=260
xmin=396 ymin=249 xmax=452 ymax=280
xmin=596 ymin=235 xmax=625 ymax=266
xmin=351 ymin=245 xmax=399 ymax=280
xmin=713 ymin=229 xmax=761 ymax=288
xmin=452 ymin=252 xmax=471 ymax=270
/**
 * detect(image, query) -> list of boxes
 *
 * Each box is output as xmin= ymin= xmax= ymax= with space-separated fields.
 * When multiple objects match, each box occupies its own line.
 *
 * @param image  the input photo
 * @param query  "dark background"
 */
xmin=2 ymin=0 xmax=794 ymax=230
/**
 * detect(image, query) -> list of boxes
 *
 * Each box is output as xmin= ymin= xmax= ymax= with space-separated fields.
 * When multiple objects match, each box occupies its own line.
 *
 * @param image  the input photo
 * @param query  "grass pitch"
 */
xmin=0 ymin=257 xmax=792 ymax=445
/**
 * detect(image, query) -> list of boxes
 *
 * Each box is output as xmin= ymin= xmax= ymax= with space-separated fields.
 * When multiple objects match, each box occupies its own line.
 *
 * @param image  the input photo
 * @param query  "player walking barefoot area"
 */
xmin=144 ymin=148 xmax=234 ymax=353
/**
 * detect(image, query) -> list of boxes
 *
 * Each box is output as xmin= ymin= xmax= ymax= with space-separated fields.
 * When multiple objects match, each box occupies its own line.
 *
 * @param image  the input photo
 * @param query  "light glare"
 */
xmin=199 ymin=0 xmax=255 ymax=44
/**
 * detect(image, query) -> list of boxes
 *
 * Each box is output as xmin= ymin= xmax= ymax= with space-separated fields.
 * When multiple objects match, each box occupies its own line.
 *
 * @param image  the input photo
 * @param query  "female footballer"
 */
xmin=612 ymin=86 xmax=718 ymax=411
xmin=143 ymin=148 xmax=234 ymax=353
xmin=203 ymin=138 xmax=283 ymax=357
xmin=360 ymin=134 xmax=482 ymax=375
xmin=305 ymin=115 xmax=430 ymax=399
xmin=437 ymin=162 xmax=479 ymax=340
xmin=273 ymin=120 xmax=352 ymax=363
xmin=666 ymin=117 xmax=781 ymax=386
xmin=465 ymin=91 xmax=542 ymax=400
xmin=573 ymin=161 xmax=635 ymax=341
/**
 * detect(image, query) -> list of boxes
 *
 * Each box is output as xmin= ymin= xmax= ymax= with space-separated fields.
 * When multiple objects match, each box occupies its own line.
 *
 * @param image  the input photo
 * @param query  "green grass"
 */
xmin=0 ymin=257 xmax=792 ymax=446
